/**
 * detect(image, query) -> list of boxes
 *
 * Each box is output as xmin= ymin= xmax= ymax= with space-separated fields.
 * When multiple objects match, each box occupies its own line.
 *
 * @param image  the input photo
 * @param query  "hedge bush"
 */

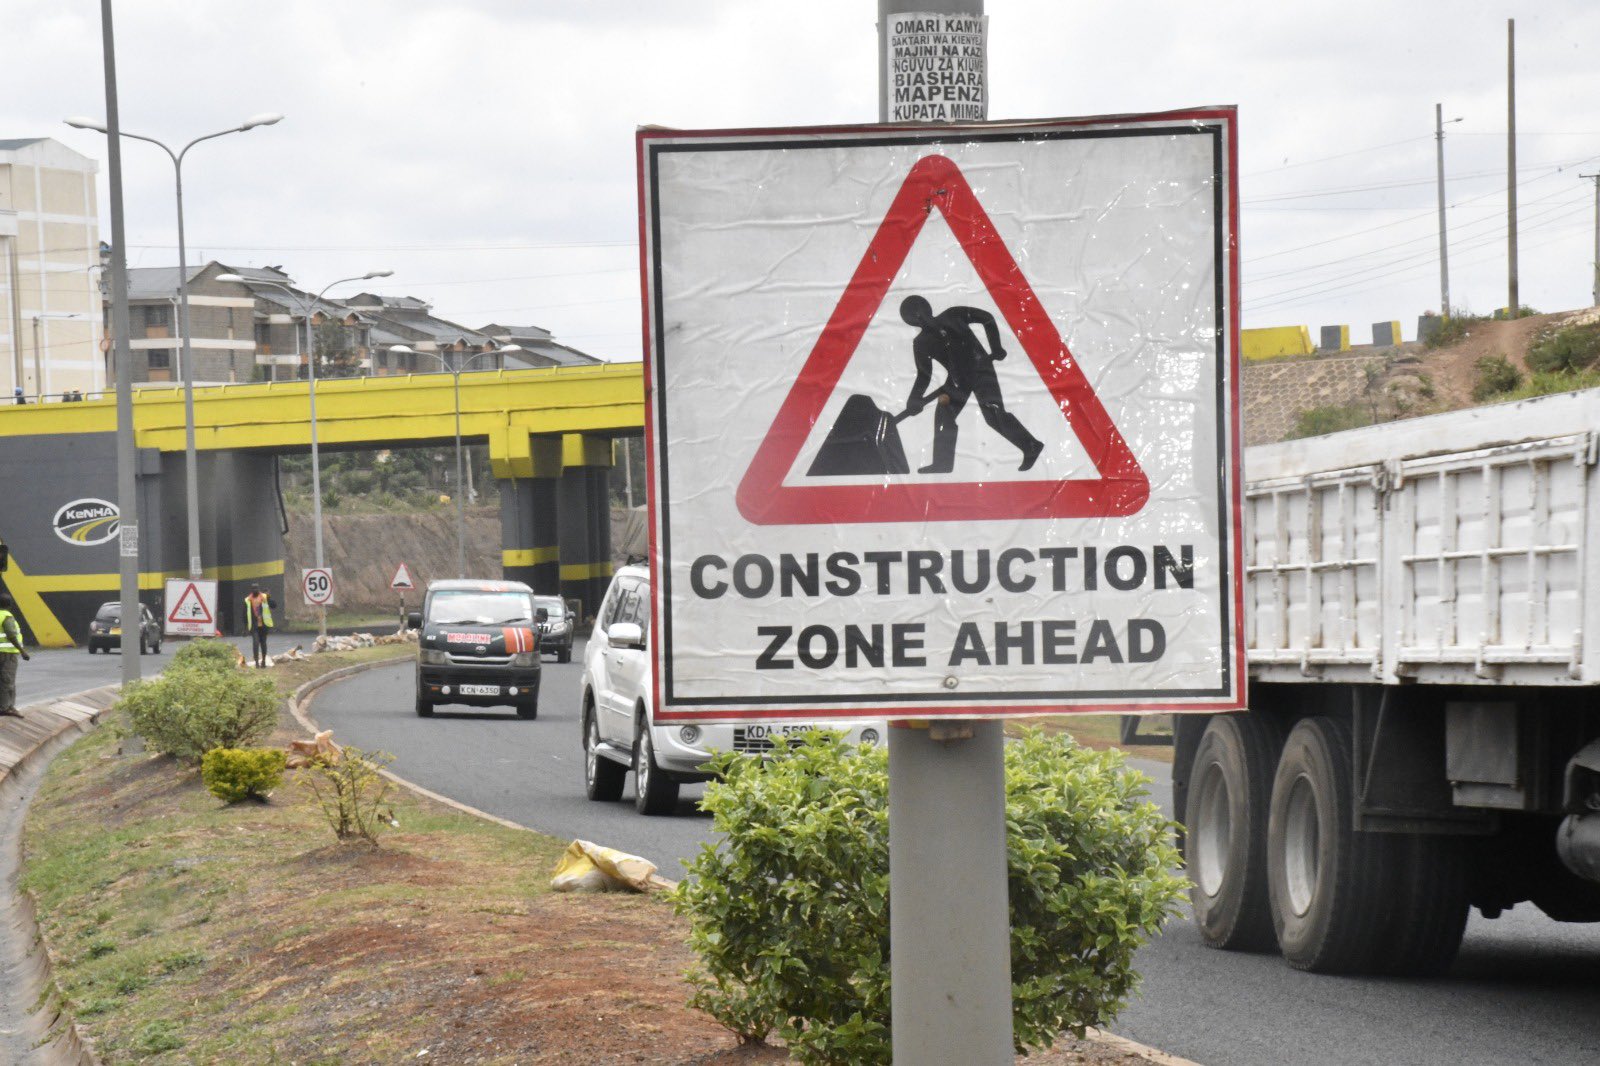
xmin=1471 ymin=354 xmax=1523 ymax=401
xmin=201 ymin=747 xmax=288 ymax=803
xmin=674 ymin=730 xmax=1185 ymax=1064
xmin=119 ymin=664 xmax=278 ymax=763
xmin=170 ymin=637 xmax=241 ymax=671
xmin=1527 ymin=322 xmax=1600 ymax=376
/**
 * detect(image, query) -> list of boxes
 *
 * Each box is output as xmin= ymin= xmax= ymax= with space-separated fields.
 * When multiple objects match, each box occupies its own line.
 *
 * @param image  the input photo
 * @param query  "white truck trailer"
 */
xmin=1175 ymin=386 xmax=1600 ymax=974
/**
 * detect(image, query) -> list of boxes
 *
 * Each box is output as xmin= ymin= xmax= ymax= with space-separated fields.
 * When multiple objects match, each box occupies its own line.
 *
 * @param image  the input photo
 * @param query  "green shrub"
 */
xmin=674 ymin=731 xmax=1185 ymax=1065
xmin=170 ymin=637 xmax=241 ymax=671
xmin=1526 ymin=322 xmax=1600 ymax=376
xmin=301 ymin=747 xmax=397 ymax=845
xmin=1287 ymin=403 xmax=1373 ymax=440
xmin=1427 ymin=311 xmax=1488 ymax=349
xmin=118 ymin=666 xmax=279 ymax=763
xmin=1471 ymin=354 xmax=1523 ymax=401
xmin=202 ymin=747 xmax=288 ymax=803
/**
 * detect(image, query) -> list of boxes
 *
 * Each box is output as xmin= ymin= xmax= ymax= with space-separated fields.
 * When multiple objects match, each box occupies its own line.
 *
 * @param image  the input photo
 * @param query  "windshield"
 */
xmin=95 ymin=604 xmax=119 ymax=621
xmin=427 ymin=590 xmax=534 ymax=626
xmin=534 ymin=596 xmax=566 ymax=619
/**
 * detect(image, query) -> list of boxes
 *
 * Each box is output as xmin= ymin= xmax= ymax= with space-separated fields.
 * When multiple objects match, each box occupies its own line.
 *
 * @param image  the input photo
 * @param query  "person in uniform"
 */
xmin=244 ymin=584 xmax=273 ymax=668
xmin=0 ymin=592 xmax=32 ymax=717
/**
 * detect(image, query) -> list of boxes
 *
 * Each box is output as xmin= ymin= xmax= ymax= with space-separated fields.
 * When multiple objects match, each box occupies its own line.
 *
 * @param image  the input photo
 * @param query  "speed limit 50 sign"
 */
xmin=302 ymin=567 xmax=336 ymax=607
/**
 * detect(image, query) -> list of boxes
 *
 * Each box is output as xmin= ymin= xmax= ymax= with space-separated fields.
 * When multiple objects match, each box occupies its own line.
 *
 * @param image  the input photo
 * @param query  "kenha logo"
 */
xmin=53 ymin=498 xmax=120 ymax=546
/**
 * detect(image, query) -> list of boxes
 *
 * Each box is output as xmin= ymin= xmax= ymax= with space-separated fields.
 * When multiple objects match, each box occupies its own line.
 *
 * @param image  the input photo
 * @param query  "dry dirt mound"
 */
xmin=1417 ymin=309 xmax=1594 ymax=410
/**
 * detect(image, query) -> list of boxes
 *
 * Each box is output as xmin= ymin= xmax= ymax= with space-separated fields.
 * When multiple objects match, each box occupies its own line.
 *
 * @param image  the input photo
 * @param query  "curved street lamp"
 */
xmin=218 ymin=270 xmax=392 ymax=636
xmin=389 ymin=343 xmax=522 ymax=578
xmin=66 ymin=112 xmax=283 ymax=579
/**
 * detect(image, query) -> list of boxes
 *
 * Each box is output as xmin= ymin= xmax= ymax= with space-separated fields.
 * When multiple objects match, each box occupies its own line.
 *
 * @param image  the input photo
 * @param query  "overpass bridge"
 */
xmin=0 ymin=362 xmax=644 ymax=646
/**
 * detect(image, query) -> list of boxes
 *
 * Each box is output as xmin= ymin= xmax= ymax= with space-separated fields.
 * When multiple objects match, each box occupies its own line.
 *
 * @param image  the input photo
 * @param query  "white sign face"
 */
xmin=164 ymin=578 xmax=219 ymax=637
xmin=302 ymin=567 xmax=335 ymax=606
xmin=640 ymin=112 xmax=1245 ymax=723
xmin=391 ymin=562 xmax=415 ymax=590
xmin=885 ymin=11 xmax=987 ymax=123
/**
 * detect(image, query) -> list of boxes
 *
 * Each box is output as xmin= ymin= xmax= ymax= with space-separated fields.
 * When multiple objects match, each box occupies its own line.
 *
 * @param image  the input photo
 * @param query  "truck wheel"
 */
xmin=415 ymin=695 xmax=434 ymax=718
xmin=1267 ymin=716 xmax=1393 ymax=973
xmin=1378 ymin=833 xmax=1469 ymax=976
xmin=516 ymin=700 xmax=538 ymax=720
xmin=558 ymin=646 xmax=571 ymax=664
xmin=633 ymin=715 xmax=679 ymax=816
xmin=1186 ymin=714 xmax=1281 ymax=952
xmin=584 ymin=708 xmax=625 ymax=802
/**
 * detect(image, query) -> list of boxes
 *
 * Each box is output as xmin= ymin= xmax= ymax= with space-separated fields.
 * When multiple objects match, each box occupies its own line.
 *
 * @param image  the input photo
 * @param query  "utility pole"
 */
xmin=97 ymin=0 xmax=141 ymax=686
xmin=1507 ymin=18 xmax=1519 ymax=317
xmin=1583 ymin=173 xmax=1600 ymax=308
xmin=878 ymin=4 xmax=1011 ymax=1065
xmin=1435 ymin=104 xmax=1451 ymax=316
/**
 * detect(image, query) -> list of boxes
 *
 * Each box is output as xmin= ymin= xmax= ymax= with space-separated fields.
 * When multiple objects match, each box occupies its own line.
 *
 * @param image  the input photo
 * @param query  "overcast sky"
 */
xmin=6 ymin=1 xmax=1596 ymax=360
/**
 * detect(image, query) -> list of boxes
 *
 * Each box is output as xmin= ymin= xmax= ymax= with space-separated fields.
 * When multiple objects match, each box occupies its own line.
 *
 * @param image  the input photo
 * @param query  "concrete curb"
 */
xmin=1084 ymin=1027 xmax=1202 ymax=1066
xmin=0 ymin=686 xmax=118 ymax=1066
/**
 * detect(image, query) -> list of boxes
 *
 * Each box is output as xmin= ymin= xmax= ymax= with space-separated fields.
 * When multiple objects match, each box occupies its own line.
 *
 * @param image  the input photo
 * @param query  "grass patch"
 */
xmin=1286 ymin=402 xmax=1374 ymax=440
xmin=21 ymin=661 xmax=572 ymax=1063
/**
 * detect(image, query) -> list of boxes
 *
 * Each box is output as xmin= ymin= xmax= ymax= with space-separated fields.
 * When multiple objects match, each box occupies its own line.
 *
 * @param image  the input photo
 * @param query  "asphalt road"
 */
xmin=15 ymin=630 xmax=308 ymax=705
xmin=303 ymin=646 xmax=1600 ymax=1066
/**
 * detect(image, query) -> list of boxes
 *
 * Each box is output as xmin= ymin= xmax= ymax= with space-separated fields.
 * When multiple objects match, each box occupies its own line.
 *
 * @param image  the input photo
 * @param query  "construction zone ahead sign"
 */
xmin=638 ymin=111 xmax=1245 ymax=722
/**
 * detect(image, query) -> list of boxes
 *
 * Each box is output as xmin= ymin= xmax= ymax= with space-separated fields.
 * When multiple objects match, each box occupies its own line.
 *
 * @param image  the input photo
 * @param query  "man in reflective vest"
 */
xmin=244 ymin=584 xmax=273 ymax=668
xmin=0 ymin=592 xmax=32 ymax=717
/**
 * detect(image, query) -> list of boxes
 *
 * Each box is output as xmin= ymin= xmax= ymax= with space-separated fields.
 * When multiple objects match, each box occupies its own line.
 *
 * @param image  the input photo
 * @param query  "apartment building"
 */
xmin=0 ymin=138 xmax=104 ymax=399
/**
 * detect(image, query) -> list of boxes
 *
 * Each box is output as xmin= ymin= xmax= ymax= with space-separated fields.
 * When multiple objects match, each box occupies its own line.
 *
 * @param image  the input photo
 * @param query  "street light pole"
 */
xmin=1434 ymin=106 xmax=1462 ymax=317
xmin=391 ymin=344 xmax=518 ymax=577
xmin=65 ymin=113 xmax=282 ymax=577
xmin=218 ymin=270 xmax=391 ymax=636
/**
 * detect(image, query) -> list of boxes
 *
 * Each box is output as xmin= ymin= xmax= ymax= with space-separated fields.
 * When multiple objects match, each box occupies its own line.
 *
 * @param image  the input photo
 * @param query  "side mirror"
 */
xmin=607 ymin=621 xmax=644 ymax=649
xmin=405 ymin=610 xmax=422 ymax=630
xmin=536 ymin=607 xmax=549 ymax=622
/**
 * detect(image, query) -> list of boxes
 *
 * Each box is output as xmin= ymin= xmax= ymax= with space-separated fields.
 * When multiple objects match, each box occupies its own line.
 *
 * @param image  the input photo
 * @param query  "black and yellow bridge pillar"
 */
xmin=494 ymin=432 xmax=613 ymax=622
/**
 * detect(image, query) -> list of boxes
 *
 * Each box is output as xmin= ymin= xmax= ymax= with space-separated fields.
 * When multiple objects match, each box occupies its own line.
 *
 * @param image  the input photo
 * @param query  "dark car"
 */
xmin=86 ymin=601 xmax=162 ymax=654
xmin=409 ymin=579 xmax=544 ymax=719
xmin=534 ymin=595 xmax=574 ymax=663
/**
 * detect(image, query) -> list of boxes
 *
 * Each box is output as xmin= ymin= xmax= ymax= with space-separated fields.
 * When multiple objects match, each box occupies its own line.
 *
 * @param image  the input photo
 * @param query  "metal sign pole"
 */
xmin=876 ymin=4 xmax=1011 ymax=1063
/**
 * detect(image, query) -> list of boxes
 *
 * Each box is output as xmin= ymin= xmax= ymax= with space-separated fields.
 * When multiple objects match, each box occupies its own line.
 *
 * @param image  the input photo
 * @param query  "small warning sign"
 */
xmin=391 ymin=562 xmax=416 ymax=590
xmin=163 ymin=578 xmax=219 ymax=637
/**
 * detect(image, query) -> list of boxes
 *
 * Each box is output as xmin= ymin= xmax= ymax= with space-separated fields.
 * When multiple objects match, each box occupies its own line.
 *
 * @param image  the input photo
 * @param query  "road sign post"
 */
xmin=639 ymin=97 xmax=1242 ymax=1063
xmin=391 ymin=562 xmax=415 ymax=629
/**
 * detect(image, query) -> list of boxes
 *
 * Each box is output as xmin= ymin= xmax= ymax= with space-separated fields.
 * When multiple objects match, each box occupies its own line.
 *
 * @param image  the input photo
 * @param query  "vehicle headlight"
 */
xmin=511 ymin=651 xmax=539 ymax=667
xmin=420 ymin=649 xmax=448 ymax=665
xmin=860 ymin=728 xmax=881 ymax=746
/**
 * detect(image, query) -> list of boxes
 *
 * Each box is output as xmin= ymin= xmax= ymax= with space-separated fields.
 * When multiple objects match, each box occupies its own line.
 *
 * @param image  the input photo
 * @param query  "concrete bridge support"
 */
xmin=499 ymin=475 xmax=561 ymax=594
xmin=0 ymin=429 xmax=284 ymax=646
xmin=495 ymin=433 xmax=613 ymax=623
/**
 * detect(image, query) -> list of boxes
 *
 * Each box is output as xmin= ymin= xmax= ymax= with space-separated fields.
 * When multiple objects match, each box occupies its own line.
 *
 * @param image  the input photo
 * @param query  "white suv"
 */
xmin=581 ymin=564 xmax=885 ymax=814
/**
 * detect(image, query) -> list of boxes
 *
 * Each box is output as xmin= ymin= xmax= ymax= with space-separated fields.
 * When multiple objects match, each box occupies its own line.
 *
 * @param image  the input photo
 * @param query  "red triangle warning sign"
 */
xmin=391 ymin=562 xmax=415 ymax=590
xmin=735 ymin=153 xmax=1149 ymax=526
xmin=168 ymin=582 xmax=214 ymax=625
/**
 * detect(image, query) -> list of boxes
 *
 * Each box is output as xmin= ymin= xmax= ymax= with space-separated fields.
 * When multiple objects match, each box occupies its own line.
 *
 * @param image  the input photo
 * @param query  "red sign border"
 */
xmin=735 ymin=152 xmax=1148 ymax=526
